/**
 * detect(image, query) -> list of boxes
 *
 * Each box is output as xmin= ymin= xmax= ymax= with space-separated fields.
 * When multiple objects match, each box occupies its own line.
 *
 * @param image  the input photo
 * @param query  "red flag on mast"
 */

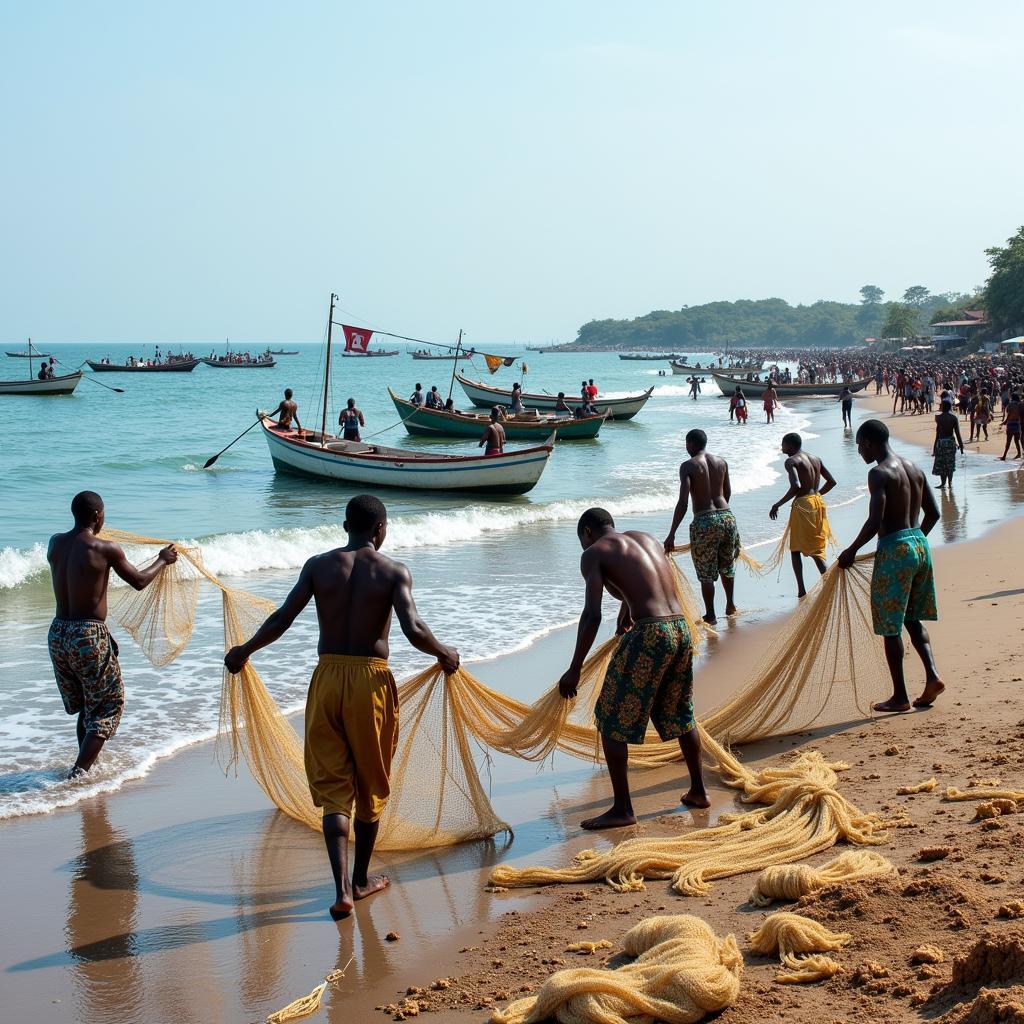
xmin=342 ymin=325 xmax=373 ymax=353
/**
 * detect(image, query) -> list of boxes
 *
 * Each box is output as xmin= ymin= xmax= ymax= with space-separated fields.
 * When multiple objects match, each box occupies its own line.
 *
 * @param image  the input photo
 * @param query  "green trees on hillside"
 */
xmin=984 ymin=226 xmax=1024 ymax=332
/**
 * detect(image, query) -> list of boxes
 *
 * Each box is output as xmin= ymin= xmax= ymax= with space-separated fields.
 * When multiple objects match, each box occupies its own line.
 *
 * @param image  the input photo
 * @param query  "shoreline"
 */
xmin=3 ymin=513 xmax=1023 ymax=1022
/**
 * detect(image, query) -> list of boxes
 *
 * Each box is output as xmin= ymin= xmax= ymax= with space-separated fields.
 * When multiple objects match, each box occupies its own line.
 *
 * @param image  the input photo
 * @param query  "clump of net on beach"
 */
xmin=104 ymin=530 xmax=888 ymax=879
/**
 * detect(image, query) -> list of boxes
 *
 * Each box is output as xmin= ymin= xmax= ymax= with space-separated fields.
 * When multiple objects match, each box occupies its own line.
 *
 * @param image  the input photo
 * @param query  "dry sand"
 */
xmin=3 ymin=422 xmax=1024 ymax=1022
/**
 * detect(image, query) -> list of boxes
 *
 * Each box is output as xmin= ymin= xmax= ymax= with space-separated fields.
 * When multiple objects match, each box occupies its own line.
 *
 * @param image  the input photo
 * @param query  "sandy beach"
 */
xmin=5 ymin=495 xmax=1024 ymax=1023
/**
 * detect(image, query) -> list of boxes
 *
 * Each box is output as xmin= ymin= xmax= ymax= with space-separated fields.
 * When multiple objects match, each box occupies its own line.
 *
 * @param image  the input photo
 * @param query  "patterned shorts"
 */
xmin=689 ymin=508 xmax=740 ymax=582
xmin=48 ymin=619 xmax=124 ymax=740
xmin=932 ymin=436 xmax=957 ymax=478
xmin=870 ymin=529 xmax=938 ymax=637
xmin=594 ymin=616 xmax=694 ymax=745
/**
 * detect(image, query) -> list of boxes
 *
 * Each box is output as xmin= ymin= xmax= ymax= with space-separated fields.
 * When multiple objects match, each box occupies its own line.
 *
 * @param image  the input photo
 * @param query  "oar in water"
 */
xmin=203 ymin=417 xmax=263 ymax=469
xmin=59 ymin=360 xmax=125 ymax=394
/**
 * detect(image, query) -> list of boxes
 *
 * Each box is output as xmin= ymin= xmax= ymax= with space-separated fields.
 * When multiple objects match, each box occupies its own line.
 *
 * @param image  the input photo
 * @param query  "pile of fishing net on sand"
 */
xmin=104 ymin=528 xmax=890 ymax=893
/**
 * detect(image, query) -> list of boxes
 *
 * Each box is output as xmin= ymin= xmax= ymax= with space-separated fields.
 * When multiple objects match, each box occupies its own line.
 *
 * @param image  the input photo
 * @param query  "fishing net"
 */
xmin=102 ymin=530 xmax=886 ymax=859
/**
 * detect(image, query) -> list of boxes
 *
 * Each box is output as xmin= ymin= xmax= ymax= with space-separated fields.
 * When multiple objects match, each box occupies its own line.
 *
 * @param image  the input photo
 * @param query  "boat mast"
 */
xmin=321 ymin=293 xmax=337 ymax=446
xmin=446 ymin=328 xmax=463 ymax=403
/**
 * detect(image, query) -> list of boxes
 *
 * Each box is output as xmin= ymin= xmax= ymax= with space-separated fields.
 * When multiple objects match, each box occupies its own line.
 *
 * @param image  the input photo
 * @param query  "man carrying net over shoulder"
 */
xmin=558 ymin=508 xmax=708 ymax=831
xmin=224 ymin=494 xmax=459 ymax=919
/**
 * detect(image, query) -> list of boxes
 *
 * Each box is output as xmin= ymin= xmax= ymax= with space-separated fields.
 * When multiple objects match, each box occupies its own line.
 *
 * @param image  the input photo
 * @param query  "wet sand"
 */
xmin=3 ymin=511 xmax=1023 ymax=1023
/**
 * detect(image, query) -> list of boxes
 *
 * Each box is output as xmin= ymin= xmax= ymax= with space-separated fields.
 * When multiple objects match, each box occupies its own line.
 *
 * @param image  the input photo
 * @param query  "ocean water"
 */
xmin=2 ymin=344 xmax=1022 ymax=818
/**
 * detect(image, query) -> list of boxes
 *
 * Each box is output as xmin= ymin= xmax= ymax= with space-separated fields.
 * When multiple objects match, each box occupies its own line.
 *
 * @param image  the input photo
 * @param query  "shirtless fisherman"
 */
xmin=265 ymin=388 xmax=301 ymax=432
xmin=559 ymin=508 xmax=708 ymax=829
xmin=47 ymin=492 xmax=177 ymax=776
xmin=838 ymin=420 xmax=944 ymax=712
xmin=480 ymin=407 xmax=506 ymax=455
xmin=663 ymin=429 xmax=739 ymax=623
xmin=769 ymin=432 xmax=837 ymax=597
xmin=224 ymin=495 xmax=459 ymax=919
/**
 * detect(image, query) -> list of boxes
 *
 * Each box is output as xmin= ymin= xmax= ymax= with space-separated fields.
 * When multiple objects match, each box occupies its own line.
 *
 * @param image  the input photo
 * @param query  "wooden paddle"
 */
xmin=204 ymin=416 xmax=262 ymax=469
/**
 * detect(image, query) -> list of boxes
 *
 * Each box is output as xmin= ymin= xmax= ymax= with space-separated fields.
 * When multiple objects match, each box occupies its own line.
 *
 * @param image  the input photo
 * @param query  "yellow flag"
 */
xmin=484 ymin=353 xmax=503 ymax=375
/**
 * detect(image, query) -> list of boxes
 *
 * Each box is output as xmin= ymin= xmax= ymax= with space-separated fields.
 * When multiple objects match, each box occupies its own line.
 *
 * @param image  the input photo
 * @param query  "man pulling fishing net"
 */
xmin=769 ymin=432 xmax=837 ymax=597
xmin=224 ymin=494 xmax=460 ymax=919
xmin=558 ymin=508 xmax=708 ymax=831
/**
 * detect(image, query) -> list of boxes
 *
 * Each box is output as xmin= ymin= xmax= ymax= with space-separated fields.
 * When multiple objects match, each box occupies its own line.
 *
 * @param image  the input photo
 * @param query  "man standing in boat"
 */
xmin=480 ymin=407 xmax=506 ymax=455
xmin=265 ymin=388 xmax=302 ymax=433
xmin=224 ymin=494 xmax=459 ymax=919
xmin=47 ymin=492 xmax=177 ymax=777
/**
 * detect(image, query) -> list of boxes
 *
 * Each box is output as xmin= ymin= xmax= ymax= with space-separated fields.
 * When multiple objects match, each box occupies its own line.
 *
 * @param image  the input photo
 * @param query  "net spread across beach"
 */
xmin=104 ymin=529 xmax=891 ymax=882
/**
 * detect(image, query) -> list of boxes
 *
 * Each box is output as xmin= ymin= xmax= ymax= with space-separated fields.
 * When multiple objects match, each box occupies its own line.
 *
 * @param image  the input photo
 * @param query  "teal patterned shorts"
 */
xmin=870 ymin=529 xmax=937 ymax=637
xmin=595 ymin=616 xmax=694 ymax=745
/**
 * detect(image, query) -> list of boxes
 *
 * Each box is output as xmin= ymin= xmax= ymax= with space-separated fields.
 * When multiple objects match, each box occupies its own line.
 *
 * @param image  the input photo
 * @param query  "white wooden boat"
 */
xmin=6 ymin=350 xmax=52 ymax=358
xmin=0 ymin=370 xmax=82 ymax=396
xmin=456 ymin=375 xmax=653 ymax=420
xmin=710 ymin=373 xmax=872 ymax=399
xmin=261 ymin=417 xmax=553 ymax=494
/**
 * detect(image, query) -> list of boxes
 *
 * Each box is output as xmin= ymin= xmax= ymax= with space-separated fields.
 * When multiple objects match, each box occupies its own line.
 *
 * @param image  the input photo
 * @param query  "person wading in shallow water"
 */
xmin=47 ymin=491 xmax=177 ymax=777
xmin=838 ymin=419 xmax=945 ymax=713
xmin=224 ymin=494 xmax=459 ymax=920
xmin=559 ymin=507 xmax=708 ymax=830
xmin=663 ymin=428 xmax=740 ymax=624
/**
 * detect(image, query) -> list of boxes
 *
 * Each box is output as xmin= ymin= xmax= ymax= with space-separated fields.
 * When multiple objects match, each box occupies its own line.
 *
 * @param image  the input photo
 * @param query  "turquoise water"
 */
xmin=2 ymin=343 xmax=1022 ymax=817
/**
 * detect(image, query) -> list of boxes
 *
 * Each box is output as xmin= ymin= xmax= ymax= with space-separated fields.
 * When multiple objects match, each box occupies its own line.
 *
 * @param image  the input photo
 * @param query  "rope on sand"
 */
xmin=748 ymin=850 xmax=896 ymax=907
xmin=490 ymin=915 xmax=742 ymax=1024
xmin=747 ymin=912 xmax=850 ymax=984
xmin=266 ymin=982 xmax=327 ymax=1024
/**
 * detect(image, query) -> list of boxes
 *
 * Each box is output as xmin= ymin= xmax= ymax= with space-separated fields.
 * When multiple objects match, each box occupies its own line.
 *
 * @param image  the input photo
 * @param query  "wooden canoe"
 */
xmin=88 ymin=358 xmax=200 ymax=372
xmin=710 ymin=373 xmax=873 ymax=399
xmin=388 ymin=388 xmax=605 ymax=440
xmin=201 ymin=357 xmax=276 ymax=368
xmin=456 ymin=375 xmax=653 ymax=421
xmin=0 ymin=371 xmax=82 ymax=395
xmin=260 ymin=417 xmax=554 ymax=494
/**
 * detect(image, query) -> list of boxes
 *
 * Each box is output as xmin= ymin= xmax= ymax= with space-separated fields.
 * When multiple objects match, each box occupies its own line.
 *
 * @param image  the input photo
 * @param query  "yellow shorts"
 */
xmin=303 ymin=655 xmax=399 ymax=822
xmin=788 ymin=493 xmax=830 ymax=559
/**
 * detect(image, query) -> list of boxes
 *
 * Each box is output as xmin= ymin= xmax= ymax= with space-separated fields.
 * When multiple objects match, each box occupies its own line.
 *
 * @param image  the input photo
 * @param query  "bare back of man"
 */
xmin=839 ymin=421 xmax=943 ymax=715
xmin=560 ymin=509 xmax=707 ymax=831
xmin=224 ymin=494 xmax=458 ymax=920
xmin=481 ymin=419 xmax=506 ymax=454
xmin=47 ymin=492 xmax=176 ymax=775
xmin=681 ymin=451 xmax=730 ymax=514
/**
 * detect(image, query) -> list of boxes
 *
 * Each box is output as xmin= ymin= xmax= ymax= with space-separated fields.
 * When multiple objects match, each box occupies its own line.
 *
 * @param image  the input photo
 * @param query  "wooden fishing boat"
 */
xmin=340 ymin=349 xmax=399 ymax=358
xmin=201 ymin=356 xmax=276 ymax=368
xmin=268 ymin=349 xmax=299 ymax=355
xmin=6 ymin=350 xmax=52 ymax=358
xmin=410 ymin=348 xmax=474 ymax=360
xmin=670 ymin=361 xmax=691 ymax=375
xmin=710 ymin=372 xmax=873 ymax=399
xmin=618 ymin=353 xmax=676 ymax=361
xmin=0 ymin=370 xmax=82 ymax=396
xmin=89 ymin=358 xmax=200 ymax=372
xmin=388 ymin=388 xmax=605 ymax=440
xmin=456 ymin=374 xmax=654 ymax=421
xmin=261 ymin=417 xmax=553 ymax=493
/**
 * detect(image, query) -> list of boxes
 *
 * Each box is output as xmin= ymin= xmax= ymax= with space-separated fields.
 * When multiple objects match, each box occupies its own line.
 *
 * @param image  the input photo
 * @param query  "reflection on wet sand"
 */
xmin=65 ymin=801 xmax=142 ymax=1024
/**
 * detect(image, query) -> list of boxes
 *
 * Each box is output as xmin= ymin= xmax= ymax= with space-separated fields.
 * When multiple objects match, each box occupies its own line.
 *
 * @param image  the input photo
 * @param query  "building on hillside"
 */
xmin=930 ymin=309 xmax=987 ymax=351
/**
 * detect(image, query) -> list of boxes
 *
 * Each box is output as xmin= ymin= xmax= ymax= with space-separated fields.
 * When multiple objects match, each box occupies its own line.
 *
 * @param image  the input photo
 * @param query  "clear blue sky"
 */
xmin=2 ymin=1 xmax=1021 ymax=344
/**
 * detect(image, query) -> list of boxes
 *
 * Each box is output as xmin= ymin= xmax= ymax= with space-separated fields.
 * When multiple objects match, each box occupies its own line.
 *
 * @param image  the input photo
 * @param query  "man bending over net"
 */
xmin=838 ymin=419 xmax=944 ymax=712
xmin=559 ymin=507 xmax=708 ymax=830
xmin=224 ymin=494 xmax=459 ymax=919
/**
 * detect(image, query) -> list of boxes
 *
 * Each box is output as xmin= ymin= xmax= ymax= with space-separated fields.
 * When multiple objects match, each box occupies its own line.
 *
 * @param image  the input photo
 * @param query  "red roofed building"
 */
xmin=930 ymin=309 xmax=987 ymax=350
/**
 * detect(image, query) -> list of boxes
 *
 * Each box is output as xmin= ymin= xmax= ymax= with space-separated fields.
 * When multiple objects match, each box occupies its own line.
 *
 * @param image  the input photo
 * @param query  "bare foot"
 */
xmin=872 ymin=698 xmax=911 ymax=713
xmin=329 ymin=896 xmax=354 ymax=921
xmin=913 ymin=679 xmax=945 ymax=708
xmin=681 ymin=788 xmax=711 ymax=809
xmin=796 ymin=589 xmax=806 ymax=599
xmin=725 ymin=603 xmax=737 ymax=616
xmin=702 ymin=613 xmax=717 ymax=625
xmin=581 ymin=808 xmax=637 ymax=830
xmin=353 ymin=874 xmax=390 ymax=901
